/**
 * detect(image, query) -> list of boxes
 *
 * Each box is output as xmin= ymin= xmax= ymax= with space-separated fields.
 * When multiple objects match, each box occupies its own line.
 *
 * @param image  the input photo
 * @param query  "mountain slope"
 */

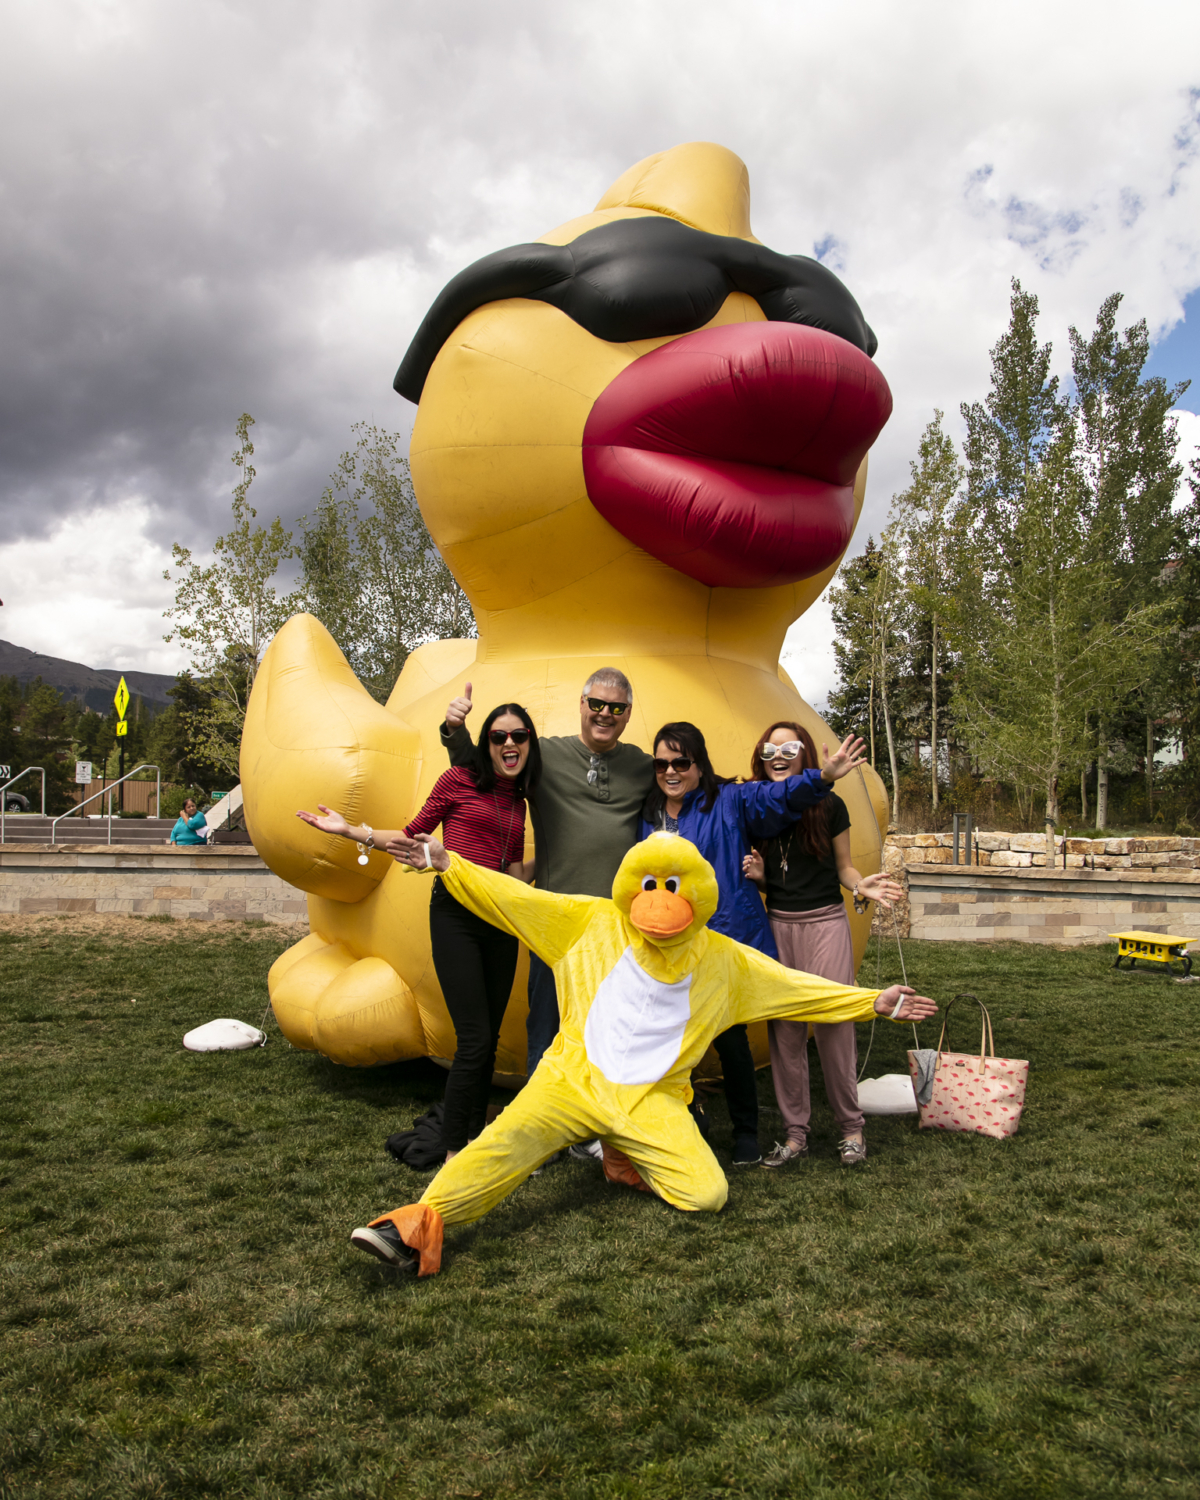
xmin=0 ymin=639 xmax=177 ymax=713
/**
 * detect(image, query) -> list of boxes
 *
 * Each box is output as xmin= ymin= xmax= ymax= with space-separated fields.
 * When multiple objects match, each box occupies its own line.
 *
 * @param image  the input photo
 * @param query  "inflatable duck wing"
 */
xmin=242 ymin=142 xmax=893 ymax=1073
xmin=351 ymin=835 xmax=932 ymax=1276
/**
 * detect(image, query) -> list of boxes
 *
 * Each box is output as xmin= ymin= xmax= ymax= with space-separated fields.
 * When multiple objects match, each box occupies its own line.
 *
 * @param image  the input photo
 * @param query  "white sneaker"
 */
xmin=569 ymin=1139 xmax=604 ymax=1161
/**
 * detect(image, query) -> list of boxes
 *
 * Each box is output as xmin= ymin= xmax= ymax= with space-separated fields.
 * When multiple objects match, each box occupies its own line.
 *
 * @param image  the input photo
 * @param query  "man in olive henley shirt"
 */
xmin=440 ymin=668 xmax=653 ymax=1075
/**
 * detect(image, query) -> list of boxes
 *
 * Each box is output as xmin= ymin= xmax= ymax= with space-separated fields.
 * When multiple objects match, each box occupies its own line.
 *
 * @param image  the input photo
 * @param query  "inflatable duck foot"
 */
xmin=268 ymin=934 xmax=425 ymax=1066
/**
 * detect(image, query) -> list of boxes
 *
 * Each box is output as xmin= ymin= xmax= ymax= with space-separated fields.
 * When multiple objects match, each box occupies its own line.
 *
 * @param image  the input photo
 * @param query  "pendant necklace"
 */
xmin=778 ymin=827 xmax=795 ymax=877
xmin=492 ymin=789 xmax=518 ymax=871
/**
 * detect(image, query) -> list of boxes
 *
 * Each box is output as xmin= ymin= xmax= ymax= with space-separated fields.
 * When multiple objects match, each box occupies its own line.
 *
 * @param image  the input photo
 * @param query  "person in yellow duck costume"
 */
xmin=348 ymin=831 xmax=936 ymax=1276
xmin=241 ymin=140 xmax=895 ymax=1076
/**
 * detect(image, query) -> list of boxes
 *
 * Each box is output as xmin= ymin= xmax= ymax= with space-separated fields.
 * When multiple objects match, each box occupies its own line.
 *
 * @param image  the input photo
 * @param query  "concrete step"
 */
xmin=0 ymin=816 xmax=179 ymax=845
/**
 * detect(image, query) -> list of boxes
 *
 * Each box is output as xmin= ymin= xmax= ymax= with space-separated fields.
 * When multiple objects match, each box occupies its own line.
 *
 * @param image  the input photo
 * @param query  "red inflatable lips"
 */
xmin=582 ymin=323 xmax=893 ymax=589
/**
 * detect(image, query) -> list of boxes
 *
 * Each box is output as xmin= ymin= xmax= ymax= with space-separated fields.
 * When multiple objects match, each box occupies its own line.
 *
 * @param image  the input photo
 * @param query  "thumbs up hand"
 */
xmin=445 ymin=681 xmax=473 ymax=730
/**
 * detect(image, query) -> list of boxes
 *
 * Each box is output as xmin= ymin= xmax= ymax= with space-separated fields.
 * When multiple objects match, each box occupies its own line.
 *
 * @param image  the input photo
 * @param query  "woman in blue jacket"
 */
xmin=639 ymin=721 xmax=866 ymax=1165
xmin=170 ymin=798 xmax=209 ymax=846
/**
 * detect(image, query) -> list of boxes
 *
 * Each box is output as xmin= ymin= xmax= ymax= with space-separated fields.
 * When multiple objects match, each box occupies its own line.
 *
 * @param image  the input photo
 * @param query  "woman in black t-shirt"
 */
xmin=742 ymin=721 xmax=902 ymax=1169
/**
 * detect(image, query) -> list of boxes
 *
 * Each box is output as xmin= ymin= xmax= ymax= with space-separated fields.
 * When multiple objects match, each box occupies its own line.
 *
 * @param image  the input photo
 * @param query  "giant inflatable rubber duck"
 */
xmin=349 ymin=832 xmax=934 ymax=1276
xmin=240 ymin=142 xmax=894 ymax=1074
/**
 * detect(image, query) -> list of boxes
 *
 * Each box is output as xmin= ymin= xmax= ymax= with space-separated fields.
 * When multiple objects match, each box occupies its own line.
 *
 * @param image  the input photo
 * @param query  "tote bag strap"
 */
xmin=935 ymin=993 xmax=995 ymax=1074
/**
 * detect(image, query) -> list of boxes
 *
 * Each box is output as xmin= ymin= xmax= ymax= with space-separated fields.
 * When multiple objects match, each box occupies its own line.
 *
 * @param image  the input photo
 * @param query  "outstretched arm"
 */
xmin=296 ymin=805 xmax=410 ymax=848
xmin=723 ymin=938 xmax=938 ymax=1028
xmin=386 ymin=836 xmax=600 ymax=966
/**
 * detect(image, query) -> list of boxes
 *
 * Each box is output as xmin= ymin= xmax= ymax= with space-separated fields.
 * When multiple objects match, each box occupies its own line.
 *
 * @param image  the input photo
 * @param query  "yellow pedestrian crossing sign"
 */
xmin=114 ymin=677 xmax=130 ymax=720
xmin=116 ymin=721 xmax=128 ymax=737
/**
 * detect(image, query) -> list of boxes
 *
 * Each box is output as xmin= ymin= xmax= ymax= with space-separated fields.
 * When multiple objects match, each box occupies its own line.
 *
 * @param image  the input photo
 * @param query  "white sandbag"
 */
xmin=183 ymin=1018 xmax=267 ymax=1052
xmin=856 ymin=1073 xmax=918 ymax=1115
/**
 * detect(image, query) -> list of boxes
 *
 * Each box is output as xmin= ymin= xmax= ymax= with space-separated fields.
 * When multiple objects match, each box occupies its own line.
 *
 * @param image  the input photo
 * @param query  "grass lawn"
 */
xmin=1 ymin=915 xmax=1198 ymax=1499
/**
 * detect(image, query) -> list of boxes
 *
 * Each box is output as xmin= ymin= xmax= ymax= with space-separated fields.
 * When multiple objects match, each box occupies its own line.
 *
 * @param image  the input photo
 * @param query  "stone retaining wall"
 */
xmin=0 ymin=844 xmax=309 ymax=924
xmin=905 ymin=866 xmax=1200 ymax=946
xmin=891 ymin=830 xmax=1200 ymax=871
xmin=875 ymin=831 xmax=1200 ymax=947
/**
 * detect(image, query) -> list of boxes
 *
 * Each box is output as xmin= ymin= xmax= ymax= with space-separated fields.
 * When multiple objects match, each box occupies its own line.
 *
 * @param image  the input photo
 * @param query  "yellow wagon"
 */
xmin=1110 ymin=931 xmax=1193 ymax=977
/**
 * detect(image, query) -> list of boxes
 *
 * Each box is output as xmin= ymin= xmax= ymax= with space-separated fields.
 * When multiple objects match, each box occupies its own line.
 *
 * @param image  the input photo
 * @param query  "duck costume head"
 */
xmin=351 ymin=833 xmax=931 ymax=1277
xmin=615 ymin=833 xmax=719 ymax=945
xmin=240 ymin=143 xmax=893 ymax=1075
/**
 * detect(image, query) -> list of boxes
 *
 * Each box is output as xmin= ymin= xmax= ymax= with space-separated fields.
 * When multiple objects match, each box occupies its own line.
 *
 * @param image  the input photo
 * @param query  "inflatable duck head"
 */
xmin=401 ymin=140 xmax=892 ymax=668
xmin=613 ymin=833 xmax=719 ymax=947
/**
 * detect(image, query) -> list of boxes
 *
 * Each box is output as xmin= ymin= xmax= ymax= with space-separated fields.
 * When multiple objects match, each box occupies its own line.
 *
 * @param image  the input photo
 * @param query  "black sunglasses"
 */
xmin=586 ymin=698 xmax=629 ymax=716
xmin=489 ymin=729 xmax=531 ymax=746
xmin=653 ymin=757 xmax=694 ymax=774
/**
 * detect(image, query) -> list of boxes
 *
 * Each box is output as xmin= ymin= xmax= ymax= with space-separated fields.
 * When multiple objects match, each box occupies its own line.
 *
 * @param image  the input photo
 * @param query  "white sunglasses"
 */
xmin=759 ymin=740 xmax=804 ymax=761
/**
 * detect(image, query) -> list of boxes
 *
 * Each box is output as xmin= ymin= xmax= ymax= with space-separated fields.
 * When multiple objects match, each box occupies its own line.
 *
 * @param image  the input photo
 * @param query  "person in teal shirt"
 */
xmin=170 ymin=798 xmax=209 ymax=846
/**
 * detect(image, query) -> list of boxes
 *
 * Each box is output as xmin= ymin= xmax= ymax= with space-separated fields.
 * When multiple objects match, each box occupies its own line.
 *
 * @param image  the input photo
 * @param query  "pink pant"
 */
xmin=768 ymin=904 xmax=864 ymax=1140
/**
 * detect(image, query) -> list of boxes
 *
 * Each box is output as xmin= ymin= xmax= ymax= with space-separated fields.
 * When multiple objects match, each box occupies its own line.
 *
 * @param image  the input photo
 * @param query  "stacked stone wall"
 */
xmin=889 ymin=832 xmax=1200 ymax=872
xmin=869 ymin=832 xmax=1200 ymax=948
xmin=0 ymin=844 xmax=308 ymax=924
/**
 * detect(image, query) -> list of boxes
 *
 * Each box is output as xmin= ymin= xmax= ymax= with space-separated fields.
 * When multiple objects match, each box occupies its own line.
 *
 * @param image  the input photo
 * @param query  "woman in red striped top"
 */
xmin=298 ymin=703 xmax=542 ymax=1162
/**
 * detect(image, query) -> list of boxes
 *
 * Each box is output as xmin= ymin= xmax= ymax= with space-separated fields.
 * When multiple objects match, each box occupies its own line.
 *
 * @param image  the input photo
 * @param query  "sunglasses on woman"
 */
xmin=759 ymin=741 xmax=804 ymax=761
xmin=653 ymin=756 xmax=694 ymax=774
xmin=586 ymin=698 xmax=629 ymax=716
xmin=489 ymin=728 xmax=531 ymax=745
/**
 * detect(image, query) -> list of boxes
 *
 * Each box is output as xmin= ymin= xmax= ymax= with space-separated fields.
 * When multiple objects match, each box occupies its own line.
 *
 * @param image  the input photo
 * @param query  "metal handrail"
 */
xmin=1 ymin=767 xmax=46 ymax=843
xmin=50 ymin=764 xmax=162 ymax=845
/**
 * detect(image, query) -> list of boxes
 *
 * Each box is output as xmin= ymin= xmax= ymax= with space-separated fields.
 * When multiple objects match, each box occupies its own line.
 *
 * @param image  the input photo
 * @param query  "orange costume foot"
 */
xmin=601 ymin=1142 xmax=653 ymax=1193
xmin=369 ymin=1203 xmax=445 ymax=1277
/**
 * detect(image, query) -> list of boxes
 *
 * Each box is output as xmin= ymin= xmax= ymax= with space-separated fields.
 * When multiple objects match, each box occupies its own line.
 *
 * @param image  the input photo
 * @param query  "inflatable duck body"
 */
xmin=241 ymin=142 xmax=893 ymax=1074
xmin=360 ymin=835 xmax=887 ymax=1275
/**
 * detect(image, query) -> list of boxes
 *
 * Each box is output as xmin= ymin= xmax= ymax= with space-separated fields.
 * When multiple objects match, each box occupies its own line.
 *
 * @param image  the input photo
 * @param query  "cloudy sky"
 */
xmin=2 ymin=0 xmax=1198 ymax=708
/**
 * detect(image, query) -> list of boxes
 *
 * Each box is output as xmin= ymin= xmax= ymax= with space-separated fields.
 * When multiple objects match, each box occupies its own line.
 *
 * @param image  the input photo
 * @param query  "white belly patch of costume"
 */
xmin=583 ymin=946 xmax=693 ymax=1085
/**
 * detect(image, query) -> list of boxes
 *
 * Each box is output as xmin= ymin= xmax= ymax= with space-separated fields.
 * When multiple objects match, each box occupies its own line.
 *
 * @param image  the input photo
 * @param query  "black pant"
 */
xmin=712 ymin=1024 xmax=759 ymax=1140
xmin=428 ymin=880 xmax=519 ymax=1153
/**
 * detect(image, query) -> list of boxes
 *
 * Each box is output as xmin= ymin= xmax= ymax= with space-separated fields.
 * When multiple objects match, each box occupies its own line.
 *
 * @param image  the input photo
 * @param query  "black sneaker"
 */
xmin=689 ymin=1099 xmax=713 ymax=1143
xmin=731 ymin=1135 xmax=762 ymax=1166
xmin=350 ymin=1221 xmax=417 ymax=1270
xmin=569 ymin=1139 xmax=603 ymax=1162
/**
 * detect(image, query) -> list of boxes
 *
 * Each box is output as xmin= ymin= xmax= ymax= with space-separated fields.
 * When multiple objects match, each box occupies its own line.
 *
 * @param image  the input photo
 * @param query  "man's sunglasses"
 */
xmin=759 ymin=741 xmax=804 ymax=761
xmin=653 ymin=757 xmax=694 ymax=774
xmin=489 ymin=729 xmax=531 ymax=746
xmin=586 ymin=698 xmax=629 ymax=716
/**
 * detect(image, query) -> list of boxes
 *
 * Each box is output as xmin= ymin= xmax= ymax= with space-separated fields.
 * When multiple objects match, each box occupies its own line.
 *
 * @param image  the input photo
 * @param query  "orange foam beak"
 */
xmin=629 ymin=888 xmax=694 ymax=939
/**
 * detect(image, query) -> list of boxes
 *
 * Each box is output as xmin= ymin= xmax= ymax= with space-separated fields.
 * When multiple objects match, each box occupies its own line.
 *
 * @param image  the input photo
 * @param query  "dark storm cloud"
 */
xmin=0 ymin=0 xmax=666 ymax=550
xmin=1 ymin=0 xmax=1197 ymax=615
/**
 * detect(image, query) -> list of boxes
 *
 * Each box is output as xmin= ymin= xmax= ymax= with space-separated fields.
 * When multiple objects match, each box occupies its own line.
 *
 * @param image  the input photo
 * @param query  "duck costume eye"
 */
xmin=614 ymin=834 xmax=718 ymax=945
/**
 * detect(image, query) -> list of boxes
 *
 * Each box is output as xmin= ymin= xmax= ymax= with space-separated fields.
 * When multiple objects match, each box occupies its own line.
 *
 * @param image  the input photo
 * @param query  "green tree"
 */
xmin=299 ymin=424 xmax=474 ymax=702
xmin=828 ymin=530 xmax=908 ymax=819
xmin=893 ymin=411 xmax=965 ymax=811
xmin=0 ymin=675 xmax=21 ymax=775
xmin=1069 ymin=295 xmax=1192 ymax=825
xmin=961 ymin=279 xmax=1062 ymax=567
xmin=953 ymin=420 xmax=1169 ymax=852
xmin=164 ymin=414 xmax=300 ymax=777
xmin=144 ymin=674 xmax=226 ymax=791
xmin=16 ymin=681 xmax=76 ymax=813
